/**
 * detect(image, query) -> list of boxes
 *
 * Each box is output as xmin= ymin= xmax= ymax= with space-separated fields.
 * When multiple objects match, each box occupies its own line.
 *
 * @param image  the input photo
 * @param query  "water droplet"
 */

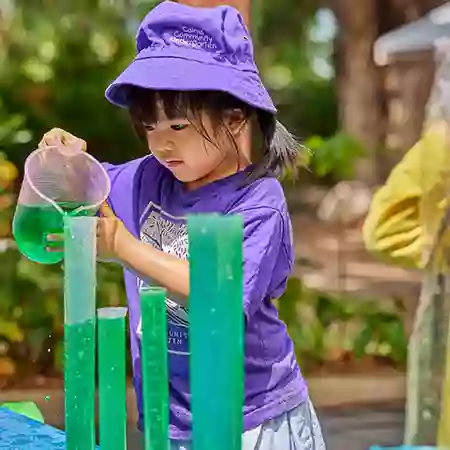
xmin=47 ymin=348 xmax=51 ymax=353
xmin=44 ymin=395 xmax=51 ymax=402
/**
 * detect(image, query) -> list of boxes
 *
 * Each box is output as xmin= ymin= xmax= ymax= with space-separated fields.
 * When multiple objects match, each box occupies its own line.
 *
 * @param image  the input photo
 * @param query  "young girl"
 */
xmin=40 ymin=2 xmax=326 ymax=449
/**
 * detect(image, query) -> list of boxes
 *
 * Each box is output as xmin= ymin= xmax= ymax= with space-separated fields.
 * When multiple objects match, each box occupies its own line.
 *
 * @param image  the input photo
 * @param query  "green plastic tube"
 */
xmin=98 ymin=307 xmax=128 ymax=450
xmin=140 ymin=286 xmax=169 ymax=450
xmin=188 ymin=214 xmax=245 ymax=450
xmin=63 ymin=216 xmax=97 ymax=450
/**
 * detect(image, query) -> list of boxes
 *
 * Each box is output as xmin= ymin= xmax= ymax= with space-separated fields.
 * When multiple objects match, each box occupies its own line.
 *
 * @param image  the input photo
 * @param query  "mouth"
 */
xmin=165 ymin=160 xmax=183 ymax=168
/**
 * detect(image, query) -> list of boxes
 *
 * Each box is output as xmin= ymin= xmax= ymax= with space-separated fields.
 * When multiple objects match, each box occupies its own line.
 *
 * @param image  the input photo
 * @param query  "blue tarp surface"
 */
xmin=0 ymin=407 xmax=99 ymax=449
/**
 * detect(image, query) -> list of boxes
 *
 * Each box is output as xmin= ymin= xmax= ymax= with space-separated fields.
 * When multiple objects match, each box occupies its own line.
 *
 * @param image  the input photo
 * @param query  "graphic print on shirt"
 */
xmin=136 ymin=202 xmax=190 ymax=359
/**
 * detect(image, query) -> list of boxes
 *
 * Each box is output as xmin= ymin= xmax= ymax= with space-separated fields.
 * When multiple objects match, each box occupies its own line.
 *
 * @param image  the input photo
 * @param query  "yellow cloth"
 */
xmin=363 ymin=121 xmax=450 ymax=270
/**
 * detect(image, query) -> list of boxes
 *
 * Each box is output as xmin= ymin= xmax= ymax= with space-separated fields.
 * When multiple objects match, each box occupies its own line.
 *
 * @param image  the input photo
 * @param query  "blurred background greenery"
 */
xmin=1 ymin=0 xmax=440 ymax=386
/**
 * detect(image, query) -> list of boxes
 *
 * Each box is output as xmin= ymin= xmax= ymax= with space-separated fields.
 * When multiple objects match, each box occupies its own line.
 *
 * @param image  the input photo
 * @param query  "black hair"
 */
xmin=126 ymin=87 xmax=301 ymax=182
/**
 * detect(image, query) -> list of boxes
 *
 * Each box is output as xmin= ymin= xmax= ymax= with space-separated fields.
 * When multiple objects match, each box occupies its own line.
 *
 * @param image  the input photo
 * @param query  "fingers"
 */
xmin=45 ymin=213 xmax=117 ymax=261
xmin=46 ymin=234 xmax=64 ymax=242
xmin=38 ymin=128 xmax=66 ymax=148
xmin=38 ymin=128 xmax=87 ymax=151
xmin=99 ymin=201 xmax=115 ymax=218
xmin=45 ymin=233 xmax=64 ymax=252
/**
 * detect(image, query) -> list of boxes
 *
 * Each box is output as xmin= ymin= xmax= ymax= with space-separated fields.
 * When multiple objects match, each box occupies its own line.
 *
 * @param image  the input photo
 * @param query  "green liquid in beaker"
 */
xmin=13 ymin=202 xmax=93 ymax=264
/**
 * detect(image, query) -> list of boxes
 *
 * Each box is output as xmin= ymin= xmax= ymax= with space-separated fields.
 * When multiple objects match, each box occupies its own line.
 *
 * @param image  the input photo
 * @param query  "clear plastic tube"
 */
xmin=63 ymin=216 xmax=97 ymax=450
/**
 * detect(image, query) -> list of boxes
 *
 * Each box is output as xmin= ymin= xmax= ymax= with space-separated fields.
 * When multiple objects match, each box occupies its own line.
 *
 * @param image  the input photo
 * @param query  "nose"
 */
xmin=147 ymin=132 xmax=175 ymax=156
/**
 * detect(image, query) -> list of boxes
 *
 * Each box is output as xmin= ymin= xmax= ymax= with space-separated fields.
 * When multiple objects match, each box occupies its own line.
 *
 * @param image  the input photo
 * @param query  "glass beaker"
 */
xmin=12 ymin=144 xmax=110 ymax=264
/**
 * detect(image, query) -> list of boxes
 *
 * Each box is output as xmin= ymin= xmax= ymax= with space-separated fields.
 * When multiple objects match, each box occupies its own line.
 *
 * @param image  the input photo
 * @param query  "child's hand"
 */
xmin=39 ymin=128 xmax=87 ymax=151
xmin=97 ymin=202 xmax=134 ymax=263
xmin=46 ymin=203 xmax=134 ymax=263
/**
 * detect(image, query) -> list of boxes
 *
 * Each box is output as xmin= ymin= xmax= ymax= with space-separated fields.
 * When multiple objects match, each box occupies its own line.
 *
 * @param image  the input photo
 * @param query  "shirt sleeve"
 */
xmin=362 ymin=121 xmax=450 ymax=268
xmin=101 ymin=157 xmax=151 ymax=217
xmin=101 ymin=162 xmax=128 ymax=215
xmin=239 ymin=207 xmax=291 ymax=319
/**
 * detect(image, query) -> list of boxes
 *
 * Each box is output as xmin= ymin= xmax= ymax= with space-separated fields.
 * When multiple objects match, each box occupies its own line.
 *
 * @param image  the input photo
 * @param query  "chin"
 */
xmin=170 ymin=171 xmax=198 ymax=183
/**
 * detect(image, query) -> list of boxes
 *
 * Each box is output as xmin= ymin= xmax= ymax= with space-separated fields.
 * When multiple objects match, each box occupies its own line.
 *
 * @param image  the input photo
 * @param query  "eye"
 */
xmin=171 ymin=124 xmax=189 ymax=131
xmin=143 ymin=124 xmax=155 ymax=132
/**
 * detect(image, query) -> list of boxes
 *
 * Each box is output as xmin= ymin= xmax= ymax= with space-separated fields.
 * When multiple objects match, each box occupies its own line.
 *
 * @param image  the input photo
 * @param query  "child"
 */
xmin=40 ymin=2 xmax=326 ymax=449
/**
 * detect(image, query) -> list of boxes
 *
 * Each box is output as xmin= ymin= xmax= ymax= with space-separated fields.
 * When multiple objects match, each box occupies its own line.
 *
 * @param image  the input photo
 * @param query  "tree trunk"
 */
xmin=381 ymin=54 xmax=435 ymax=177
xmin=332 ymin=0 xmax=447 ymax=184
xmin=377 ymin=0 xmax=442 ymax=179
xmin=333 ymin=0 xmax=383 ymax=185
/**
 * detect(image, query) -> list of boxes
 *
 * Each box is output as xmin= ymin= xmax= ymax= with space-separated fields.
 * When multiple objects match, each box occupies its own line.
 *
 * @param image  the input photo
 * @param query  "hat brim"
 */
xmin=105 ymin=56 xmax=277 ymax=114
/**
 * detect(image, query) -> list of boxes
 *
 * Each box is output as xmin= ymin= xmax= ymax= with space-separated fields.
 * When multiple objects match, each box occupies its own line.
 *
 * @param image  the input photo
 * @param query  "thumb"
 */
xmin=99 ymin=201 xmax=115 ymax=218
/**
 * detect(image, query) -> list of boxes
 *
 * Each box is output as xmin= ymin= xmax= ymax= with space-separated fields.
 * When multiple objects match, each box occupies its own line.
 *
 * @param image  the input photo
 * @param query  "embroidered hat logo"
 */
xmin=170 ymin=26 xmax=218 ymax=50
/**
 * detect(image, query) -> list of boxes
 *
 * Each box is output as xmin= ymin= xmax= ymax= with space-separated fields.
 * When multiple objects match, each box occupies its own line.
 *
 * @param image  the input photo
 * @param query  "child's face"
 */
xmin=144 ymin=106 xmax=243 ymax=190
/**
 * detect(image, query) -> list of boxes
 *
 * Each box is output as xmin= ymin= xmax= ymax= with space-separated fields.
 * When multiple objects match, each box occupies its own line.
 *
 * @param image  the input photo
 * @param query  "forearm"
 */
xmin=117 ymin=236 xmax=190 ymax=306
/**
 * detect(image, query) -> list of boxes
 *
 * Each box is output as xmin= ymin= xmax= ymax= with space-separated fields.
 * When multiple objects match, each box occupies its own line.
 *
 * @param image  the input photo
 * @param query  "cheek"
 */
xmin=146 ymin=134 xmax=159 ymax=153
xmin=179 ymin=135 xmax=218 ymax=161
xmin=189 ymin=145 xmax=224 ymax=171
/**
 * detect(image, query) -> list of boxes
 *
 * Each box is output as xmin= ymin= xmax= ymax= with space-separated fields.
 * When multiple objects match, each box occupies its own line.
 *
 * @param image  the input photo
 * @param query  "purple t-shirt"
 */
xmin=104 ymin=156 xmax=308 ymax=440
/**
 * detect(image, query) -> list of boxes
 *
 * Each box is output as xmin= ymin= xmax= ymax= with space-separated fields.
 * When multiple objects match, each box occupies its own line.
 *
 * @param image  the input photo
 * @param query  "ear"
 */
xmin=224 ymin=108 xmax=248 ymax=136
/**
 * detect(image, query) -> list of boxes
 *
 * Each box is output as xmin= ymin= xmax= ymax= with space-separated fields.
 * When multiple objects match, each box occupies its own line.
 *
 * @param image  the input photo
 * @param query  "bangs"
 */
xmin=128 ymin=88 xmax=192 ymax=124
xmin=126 ymin=86 xmax=251 ymax=125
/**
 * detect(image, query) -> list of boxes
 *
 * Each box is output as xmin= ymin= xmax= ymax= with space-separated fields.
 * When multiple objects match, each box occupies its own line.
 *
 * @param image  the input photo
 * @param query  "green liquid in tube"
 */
xmin=98 ymin=308 xmax=127 ymax=450
xmin=64 ymin=318 xmax=96 ymax=450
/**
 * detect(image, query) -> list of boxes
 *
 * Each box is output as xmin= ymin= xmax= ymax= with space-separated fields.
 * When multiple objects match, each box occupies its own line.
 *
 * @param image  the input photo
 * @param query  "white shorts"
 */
xmin=170 ymin=400 xmax=326 ymax=450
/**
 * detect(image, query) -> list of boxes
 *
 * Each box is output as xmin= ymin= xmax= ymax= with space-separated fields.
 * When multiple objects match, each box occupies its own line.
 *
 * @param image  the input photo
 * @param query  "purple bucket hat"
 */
xmin=105 ymin=0 xmax=276 ymax=113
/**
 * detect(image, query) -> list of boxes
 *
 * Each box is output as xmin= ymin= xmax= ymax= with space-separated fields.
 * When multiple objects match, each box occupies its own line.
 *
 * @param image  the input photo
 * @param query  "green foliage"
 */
xmin=255 ymin=4 xmax=339 ymax=147
xmin=305 ymin=132 xmax=366 ymax=180
xmin=0 ymin=1 xmax=142 ymax=167
xmin=275 ymin=79 xmax=338 ymax=139
xmin=0 ymin=97 xmax=32 ymax=152
xmin=277 ymin=277 xmax=408 ymax=373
